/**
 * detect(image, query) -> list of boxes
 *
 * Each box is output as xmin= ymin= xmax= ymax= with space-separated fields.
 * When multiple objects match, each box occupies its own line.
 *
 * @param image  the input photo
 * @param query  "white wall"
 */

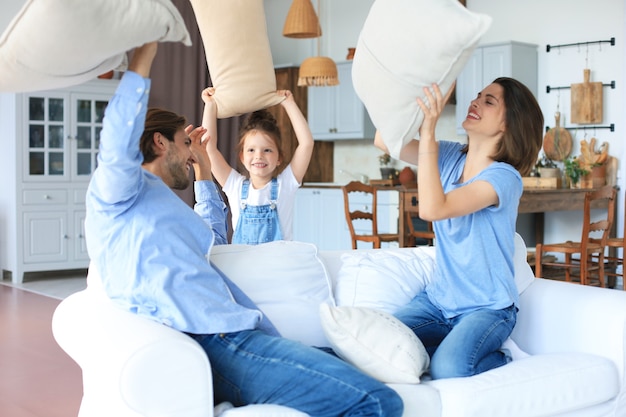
xmin=266 ymin=0 xmax=626 ymax=246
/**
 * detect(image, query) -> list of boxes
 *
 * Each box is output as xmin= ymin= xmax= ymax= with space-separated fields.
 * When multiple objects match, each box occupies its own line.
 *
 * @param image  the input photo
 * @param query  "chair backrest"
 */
xmin=342 ymin=181 xmax=380 ymax=238
xmin=582 ymin=185 xmax=617 ymax=248
xmin=404 ymin=189 xmax=435 ymax=246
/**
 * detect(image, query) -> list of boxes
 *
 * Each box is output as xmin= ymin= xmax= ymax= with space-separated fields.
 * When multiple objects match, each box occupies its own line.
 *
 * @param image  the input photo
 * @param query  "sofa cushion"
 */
xmin=210 ymin=241 xmax=333 ymax=347
xmin=189 ymin=0 xmax=284 ymax=118
xmin=0 ymin=0 xmax=191 ymax=92
xmin=352 ymin=0 xmax=492 ymax=158
xmin=427 ymin=353 xmax=619 ymax=417
xmin=335 ymin=246 xmax=436 ymax=313
xmin=319 ymin=304 xmax=429 ymax=384
xmin=335 ymin=233 xmax=533 ymax=315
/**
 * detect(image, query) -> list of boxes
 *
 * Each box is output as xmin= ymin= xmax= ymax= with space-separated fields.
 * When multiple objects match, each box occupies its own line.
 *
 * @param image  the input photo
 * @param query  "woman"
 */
xmin=376 ymin=77 xmax=543 ymax=379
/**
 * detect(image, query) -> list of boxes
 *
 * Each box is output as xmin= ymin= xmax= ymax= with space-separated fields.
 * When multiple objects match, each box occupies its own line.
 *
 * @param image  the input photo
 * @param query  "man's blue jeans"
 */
xmin=190 ymin=330 xmax=403 ymax=417
xmin=394 ymin=292 xmax=516 ymax=380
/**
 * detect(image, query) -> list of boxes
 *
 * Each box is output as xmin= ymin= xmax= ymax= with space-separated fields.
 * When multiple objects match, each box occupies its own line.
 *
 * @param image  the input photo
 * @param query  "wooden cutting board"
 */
xmin=571 ymin=69 xmax=603 ymax=124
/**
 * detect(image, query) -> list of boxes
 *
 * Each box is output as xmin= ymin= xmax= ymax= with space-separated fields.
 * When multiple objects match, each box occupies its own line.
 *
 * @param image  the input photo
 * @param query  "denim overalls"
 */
xmin=232 ymin=178 xmax=283 ymax=245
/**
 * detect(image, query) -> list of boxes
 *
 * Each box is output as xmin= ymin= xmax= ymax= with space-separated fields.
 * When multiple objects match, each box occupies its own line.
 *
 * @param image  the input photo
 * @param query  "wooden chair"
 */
xmin=535 ymin=185 xmax=617 ymax=287
xmin=404 ymin=191 xmax=435 ymax=246
xmin=341 ymin=181 xmax=400 ymax=249
xmin=594 ymin=189 xmax=625 ymax=289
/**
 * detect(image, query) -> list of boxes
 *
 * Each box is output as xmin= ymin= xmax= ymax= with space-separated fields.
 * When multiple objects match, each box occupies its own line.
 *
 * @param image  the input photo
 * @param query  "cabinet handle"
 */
xmin=77 ymin=234 xmax=84 ymax=239
xmin=43 ymin=194 xmax=51 ymax=200
xmin=63 ymin=234 xmax=69 ymax=239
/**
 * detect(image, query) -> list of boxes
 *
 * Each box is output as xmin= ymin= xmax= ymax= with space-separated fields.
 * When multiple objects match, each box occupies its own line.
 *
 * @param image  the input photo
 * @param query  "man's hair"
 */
xmin=140 ymin=108 xmax=187 ymax=163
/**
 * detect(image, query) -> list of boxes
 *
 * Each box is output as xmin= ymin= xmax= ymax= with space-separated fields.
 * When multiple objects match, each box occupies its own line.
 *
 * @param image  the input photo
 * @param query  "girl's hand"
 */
xmin=278 ymin=90 xmax=294 ymax=105
xmin=201 ymin=87 xmax=216 ymax=105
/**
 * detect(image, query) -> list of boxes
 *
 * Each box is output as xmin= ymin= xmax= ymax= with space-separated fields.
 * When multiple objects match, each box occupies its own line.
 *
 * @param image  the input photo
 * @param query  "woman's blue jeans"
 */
xmin=190 ymin=330 xmax=403 ymax=417
xmin=394 ymin=292 xmax=516 ymax=380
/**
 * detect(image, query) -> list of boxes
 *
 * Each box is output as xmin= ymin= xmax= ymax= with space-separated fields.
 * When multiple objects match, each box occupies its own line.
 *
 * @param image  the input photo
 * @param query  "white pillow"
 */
xmin=319 ymin=304 xmax=429 ymax=384
xmin=189 ymin=0 xmax=284 ymax=118
xmin=335 ymin=234 xmax=533 ymax=316
xmin=335 ymin=247 xmax=436 ymax=313
xmin=209 ymin=241 xmax=334 ymax=347
xmin=0 ymin=0 xmax=191 ymax=93
xmin=513 ymin=233 xmax=535 ymax=295
xmin=352 ymin=0 xmax=492 ymax=159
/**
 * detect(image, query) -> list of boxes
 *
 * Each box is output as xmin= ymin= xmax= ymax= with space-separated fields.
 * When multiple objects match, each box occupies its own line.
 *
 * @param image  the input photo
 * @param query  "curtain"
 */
xmin=147 ymin=0 xmax=245 ymax=211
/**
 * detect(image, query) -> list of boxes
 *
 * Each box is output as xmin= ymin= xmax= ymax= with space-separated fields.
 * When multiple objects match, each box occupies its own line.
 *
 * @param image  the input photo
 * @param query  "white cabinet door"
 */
xmin=308 ymin=62 xmax=375 ymax=141
xmin=23 ymin=211 xmax=68 ymax=264
xmin=294 ymin=188 xmax=352 ymax=250
xmin=294 ymin=187 xmax=399 ymax=250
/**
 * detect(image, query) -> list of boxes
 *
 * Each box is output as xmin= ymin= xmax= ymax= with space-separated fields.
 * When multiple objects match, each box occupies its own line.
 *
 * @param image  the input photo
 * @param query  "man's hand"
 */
xmin=128 ymin=42 xmax=158 ymax=78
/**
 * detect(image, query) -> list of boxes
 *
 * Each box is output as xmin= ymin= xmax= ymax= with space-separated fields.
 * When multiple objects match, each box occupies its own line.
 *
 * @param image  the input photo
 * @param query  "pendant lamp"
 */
xmin=296 ymin=0 xmax=339 ymax=87
xmin=283 ymin=0 xmax=321 ymax=39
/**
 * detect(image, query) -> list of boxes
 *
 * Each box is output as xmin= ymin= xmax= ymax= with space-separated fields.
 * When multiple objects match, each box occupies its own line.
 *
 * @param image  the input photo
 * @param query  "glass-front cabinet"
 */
xmin=0 ymin=79 xmax=117 ymax=284
xmin=24 ymin=91 xmax=111 ymax=182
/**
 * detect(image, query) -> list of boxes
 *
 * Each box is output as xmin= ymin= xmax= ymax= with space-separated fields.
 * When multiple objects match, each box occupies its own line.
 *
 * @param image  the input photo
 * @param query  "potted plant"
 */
xmin=535 ymin=155 xmax=560 ymax=179
xmin=564 ymin=157 xmax=590 ymax=189
xmin=378 ymin=153 xmax=398 ymax=180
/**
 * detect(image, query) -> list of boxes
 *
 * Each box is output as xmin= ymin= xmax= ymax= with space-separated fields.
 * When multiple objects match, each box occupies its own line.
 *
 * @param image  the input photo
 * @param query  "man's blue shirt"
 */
xmin=85 ymin=71 xmax=262 ymax=334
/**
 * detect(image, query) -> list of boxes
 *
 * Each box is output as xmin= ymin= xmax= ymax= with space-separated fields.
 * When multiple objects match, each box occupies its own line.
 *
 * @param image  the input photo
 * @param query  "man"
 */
xmin=84 ymin=42 xmax=403 ymax=416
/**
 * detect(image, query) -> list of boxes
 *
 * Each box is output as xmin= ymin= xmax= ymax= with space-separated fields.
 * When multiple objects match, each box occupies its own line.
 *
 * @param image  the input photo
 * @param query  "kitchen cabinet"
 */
xmin=307 ymin=62 xmax=375 ymax=141
xmin=0 ymin=79 xmax=117 ymax=283
xmin=293 ymin=186 xmax=398 ymax=250
xmin=455 ymin=41 xmax=538 ymax=135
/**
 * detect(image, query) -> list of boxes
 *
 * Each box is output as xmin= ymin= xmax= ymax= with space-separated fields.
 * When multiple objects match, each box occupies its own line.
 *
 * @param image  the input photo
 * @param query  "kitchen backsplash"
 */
xmin=332 ymin=106 xmax=466 ymax=183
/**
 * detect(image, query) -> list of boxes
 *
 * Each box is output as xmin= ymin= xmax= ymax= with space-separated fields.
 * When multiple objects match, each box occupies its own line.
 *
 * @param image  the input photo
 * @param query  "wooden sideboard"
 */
xmin=398 ymin=187 xmax=617 ymax=248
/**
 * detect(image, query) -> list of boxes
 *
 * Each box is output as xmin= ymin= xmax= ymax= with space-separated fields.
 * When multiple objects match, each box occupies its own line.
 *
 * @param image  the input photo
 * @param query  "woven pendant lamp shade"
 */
xmin=283 ymin=0 xmax=321 ymax=39
xmin=298 ymin=56 xmax=339 ymax=87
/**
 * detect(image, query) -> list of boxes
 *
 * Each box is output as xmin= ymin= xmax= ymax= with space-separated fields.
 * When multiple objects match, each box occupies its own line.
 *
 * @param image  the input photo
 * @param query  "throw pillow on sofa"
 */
xmin=0 ymin=0 xmax=191 ymax=92
xmin=210 ymin=241 xmax=334 ymax=347
xmin=335 ymin=246 xmax=436 ymax=313
xmin=335 ymin=233 xmax=534 ymax=314
xmin=352 ymin=0 xmax=492 ymax=159
xmin=319 ymin=304 xmax=429 ymax=384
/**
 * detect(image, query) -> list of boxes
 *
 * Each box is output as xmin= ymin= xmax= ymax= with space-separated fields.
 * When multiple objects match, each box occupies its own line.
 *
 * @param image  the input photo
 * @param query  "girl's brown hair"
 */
xmin=237 ymin=110 xmax=284 ymax=171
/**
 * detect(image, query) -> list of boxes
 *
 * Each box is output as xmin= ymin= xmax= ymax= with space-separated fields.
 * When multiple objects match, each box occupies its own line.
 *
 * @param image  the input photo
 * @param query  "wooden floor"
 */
xmin=0 ymin=284 xmax=82 ymax=417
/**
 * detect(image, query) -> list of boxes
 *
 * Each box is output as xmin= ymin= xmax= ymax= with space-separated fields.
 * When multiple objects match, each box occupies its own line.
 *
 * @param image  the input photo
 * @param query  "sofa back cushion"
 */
xmin=334 ymin=233 xmax=534 ymax=313
xmin=210 ymin=241 xmax=333 ymax=347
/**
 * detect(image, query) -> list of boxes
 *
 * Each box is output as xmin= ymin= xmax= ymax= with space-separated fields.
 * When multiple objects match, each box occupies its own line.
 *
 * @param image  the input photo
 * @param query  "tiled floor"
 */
xmin=0 ymin=281 xmax=84 ymax=417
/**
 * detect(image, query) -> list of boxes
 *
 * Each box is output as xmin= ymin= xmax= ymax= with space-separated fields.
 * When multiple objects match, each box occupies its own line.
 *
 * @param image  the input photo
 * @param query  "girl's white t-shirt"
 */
xmin=223 ymin=165 xmax=301 ymax=240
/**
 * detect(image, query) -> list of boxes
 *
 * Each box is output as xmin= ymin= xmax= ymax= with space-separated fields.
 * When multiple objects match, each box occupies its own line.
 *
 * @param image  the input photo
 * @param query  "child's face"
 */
xmin=240 ymin=131 xmax=281 ymax=178
xmin=461 ymin=83 xmax=506 ymax=138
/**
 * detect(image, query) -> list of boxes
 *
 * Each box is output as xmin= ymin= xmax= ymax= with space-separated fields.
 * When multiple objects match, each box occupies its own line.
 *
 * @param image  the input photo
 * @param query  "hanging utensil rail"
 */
xmin=546 ymin=37 xmax=615 ymax=53
xmin=546 ymin=81 xmax=615 ymax=94
xmin=544 ymin=124 xmax=615 ymax=133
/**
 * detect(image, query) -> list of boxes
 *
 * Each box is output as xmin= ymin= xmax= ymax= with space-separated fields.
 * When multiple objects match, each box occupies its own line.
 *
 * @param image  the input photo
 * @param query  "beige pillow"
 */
xmin=189 ymin=0 xmax=284 ymax=118
xmin=319 ymin=304 xmax=429 ymax=384
xmin=0 ymin=0 xmax=191 ymax=93
xmin=352 ymin=0 xmax=492 ymax=159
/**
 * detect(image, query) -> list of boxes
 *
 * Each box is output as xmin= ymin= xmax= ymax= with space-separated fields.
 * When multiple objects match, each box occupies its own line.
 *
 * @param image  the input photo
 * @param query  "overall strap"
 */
xmin=240 ymin=179 xmax=250 ymax=209
xmin=269 ymin=177 xmax=278 ymax=209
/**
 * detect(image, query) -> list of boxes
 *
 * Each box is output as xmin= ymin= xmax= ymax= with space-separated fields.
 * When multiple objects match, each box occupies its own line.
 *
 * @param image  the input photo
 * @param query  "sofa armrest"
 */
xmin=513 ymin=278 xmax=626 ymax=382
xmin=52 ymin=288 xmax=214 ymax=417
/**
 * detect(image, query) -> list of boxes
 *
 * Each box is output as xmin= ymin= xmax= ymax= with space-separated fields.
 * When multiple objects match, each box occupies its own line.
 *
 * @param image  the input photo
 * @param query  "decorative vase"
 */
xmin=398 ymin=166 xmax=416 ymax=186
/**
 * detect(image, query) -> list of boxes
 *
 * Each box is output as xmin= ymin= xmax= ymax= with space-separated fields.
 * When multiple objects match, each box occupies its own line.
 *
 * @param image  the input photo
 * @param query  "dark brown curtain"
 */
xmin=147 ymin=0 xmax=245 ymax=209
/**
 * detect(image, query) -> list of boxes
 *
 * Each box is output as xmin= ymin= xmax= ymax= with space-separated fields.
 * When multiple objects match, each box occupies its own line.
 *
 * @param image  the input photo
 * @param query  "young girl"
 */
xmin=202 ymin=88 xmax=314 ymax=244
xmin=376 ymin=77 xmax=543 ymax=379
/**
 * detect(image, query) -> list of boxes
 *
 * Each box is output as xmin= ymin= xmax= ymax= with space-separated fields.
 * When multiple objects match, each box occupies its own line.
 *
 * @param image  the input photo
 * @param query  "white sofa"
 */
xmin=52 ymin=237 xmax=626 ymax=417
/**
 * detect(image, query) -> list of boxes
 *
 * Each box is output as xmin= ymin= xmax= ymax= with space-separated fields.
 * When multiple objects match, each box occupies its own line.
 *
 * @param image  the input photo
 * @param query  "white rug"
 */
xmin=1 ymin=271 xmax=87 ymax=300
